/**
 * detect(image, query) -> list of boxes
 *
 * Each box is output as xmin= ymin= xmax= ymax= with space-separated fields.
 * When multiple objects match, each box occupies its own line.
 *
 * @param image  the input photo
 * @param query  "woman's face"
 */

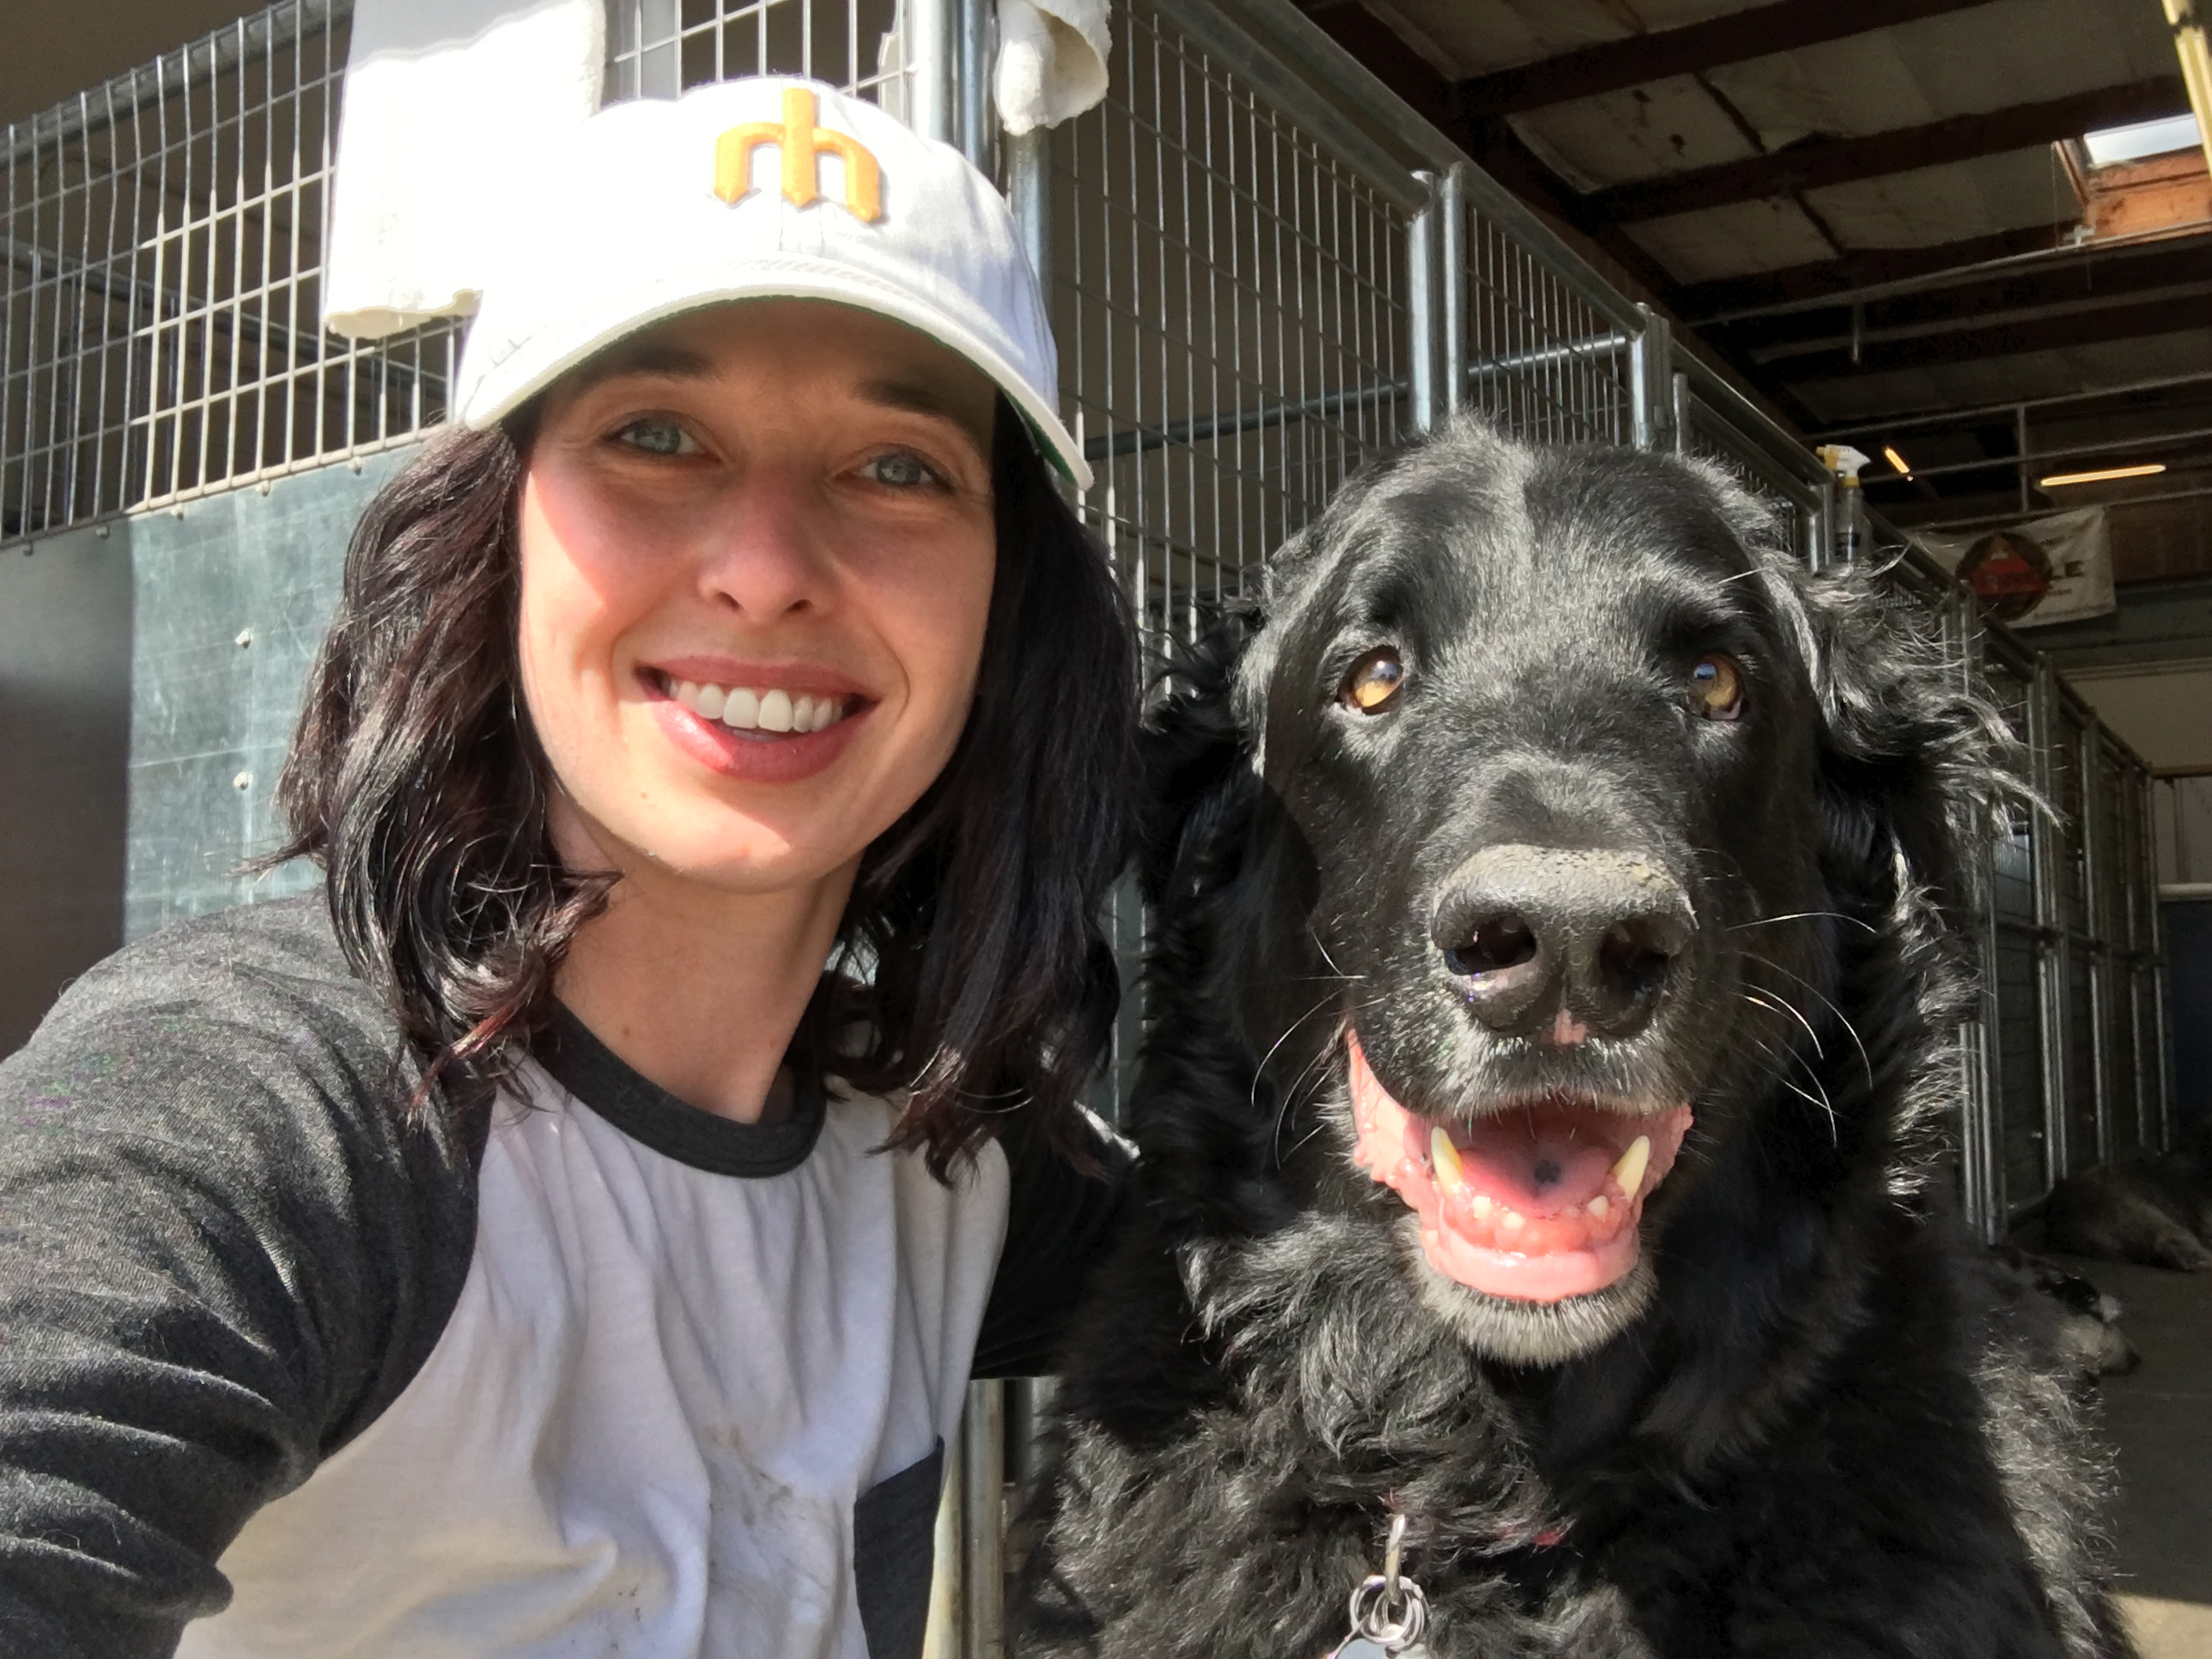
xmin=518 ymin=299 xmax=999 ymax=894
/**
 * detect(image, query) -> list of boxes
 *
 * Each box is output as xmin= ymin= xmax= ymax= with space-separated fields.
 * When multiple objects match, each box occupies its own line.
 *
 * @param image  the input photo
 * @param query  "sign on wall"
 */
xmin=1911 ymin=506 xmax=2116 ymax=628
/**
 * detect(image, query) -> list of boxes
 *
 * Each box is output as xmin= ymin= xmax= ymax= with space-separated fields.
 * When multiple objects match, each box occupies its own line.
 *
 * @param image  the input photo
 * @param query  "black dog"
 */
xmin=1018 ymin=425 xmax=2130 ymax=1658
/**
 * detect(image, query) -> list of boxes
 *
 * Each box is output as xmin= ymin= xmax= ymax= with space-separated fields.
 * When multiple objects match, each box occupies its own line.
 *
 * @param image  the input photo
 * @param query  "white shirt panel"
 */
xmin=178 ymin=1060 xmax=1008 ymax=1658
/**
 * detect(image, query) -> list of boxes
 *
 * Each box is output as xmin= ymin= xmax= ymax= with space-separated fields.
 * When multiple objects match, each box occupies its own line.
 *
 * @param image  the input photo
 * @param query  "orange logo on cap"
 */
xmin=714 ymin=88 xmax=882 ymax=222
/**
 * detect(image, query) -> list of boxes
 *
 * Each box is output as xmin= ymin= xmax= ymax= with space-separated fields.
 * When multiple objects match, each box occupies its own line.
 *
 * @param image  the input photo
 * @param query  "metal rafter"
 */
xmin=1779 ymin=292 xmax=2212 ymax=381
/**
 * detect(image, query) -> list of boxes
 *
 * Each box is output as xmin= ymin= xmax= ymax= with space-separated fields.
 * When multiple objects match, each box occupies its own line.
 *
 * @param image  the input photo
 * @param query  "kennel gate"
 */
xmin=0 ymin=0 xmax=2173 ymax=1650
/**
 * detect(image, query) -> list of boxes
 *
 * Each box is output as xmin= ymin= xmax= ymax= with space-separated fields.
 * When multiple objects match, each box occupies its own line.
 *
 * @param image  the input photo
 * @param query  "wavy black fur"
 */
xmin=1016 ymin=423 xmax=2132 ymax=1659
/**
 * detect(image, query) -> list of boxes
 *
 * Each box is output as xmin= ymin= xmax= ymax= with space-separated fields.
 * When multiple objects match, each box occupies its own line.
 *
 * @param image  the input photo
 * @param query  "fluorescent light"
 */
xmin=2081 ymin=112 xmax=2201 ymax=166
xmin=1882 ymin=444 xmax=1911 ymax=478
xmin=2039 ymin=462 xmax=2167 ymax=487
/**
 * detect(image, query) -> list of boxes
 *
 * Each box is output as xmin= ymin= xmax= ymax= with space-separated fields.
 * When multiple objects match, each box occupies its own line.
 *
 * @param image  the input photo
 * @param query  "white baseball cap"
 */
xmin=453 ymin=76 xmax=1091 ymax=491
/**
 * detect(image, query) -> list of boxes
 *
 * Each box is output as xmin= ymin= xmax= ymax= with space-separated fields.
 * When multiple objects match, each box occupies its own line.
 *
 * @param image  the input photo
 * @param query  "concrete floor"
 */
xmin=2047 ymin=1255 xmax=2212 ymax=1658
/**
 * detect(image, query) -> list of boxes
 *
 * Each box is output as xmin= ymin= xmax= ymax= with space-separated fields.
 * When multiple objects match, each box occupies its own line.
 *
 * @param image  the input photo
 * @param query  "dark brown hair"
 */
xmin=269 ymin=401 xmax=1136 ymax=1174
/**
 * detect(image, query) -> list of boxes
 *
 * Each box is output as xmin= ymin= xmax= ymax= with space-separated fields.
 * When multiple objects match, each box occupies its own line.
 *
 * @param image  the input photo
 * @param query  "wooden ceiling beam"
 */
xmin=1454 ymin=0 xmax=1999 ymax=117
xmin=1587 ymin=77 xmax=2186 ymax=222
xmin=1298 ymin=3 xmax=1692 ymax=309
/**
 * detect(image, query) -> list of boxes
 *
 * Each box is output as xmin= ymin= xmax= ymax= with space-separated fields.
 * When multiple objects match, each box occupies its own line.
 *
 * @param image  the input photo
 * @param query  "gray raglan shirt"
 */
xmin=0 ymin=894 xmax=1127 ymax=1657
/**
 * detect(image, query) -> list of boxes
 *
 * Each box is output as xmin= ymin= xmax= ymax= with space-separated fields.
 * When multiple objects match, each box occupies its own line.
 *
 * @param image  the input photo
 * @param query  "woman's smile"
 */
xmin=639 ymin=661 xmax=876 ymax=783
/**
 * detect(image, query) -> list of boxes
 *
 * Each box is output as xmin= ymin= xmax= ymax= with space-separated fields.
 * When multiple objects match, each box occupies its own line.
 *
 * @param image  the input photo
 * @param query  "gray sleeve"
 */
xmin=0 ymin=896 xmax=479 ymax=1657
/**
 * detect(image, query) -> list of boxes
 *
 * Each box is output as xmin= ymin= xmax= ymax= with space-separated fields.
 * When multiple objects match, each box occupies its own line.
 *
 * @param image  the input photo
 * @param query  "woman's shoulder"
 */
xmin=3 ymin=890 xmax=467 ymax=1180
xmin=18 ymin=893 xmax=403 ymax=1098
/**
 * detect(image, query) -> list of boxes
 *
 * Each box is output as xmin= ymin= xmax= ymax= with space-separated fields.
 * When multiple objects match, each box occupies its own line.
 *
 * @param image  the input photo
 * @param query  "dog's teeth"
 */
xmin=1499 ymin=1207 xmax=1526 ymax=1233
xmin=1469 ymin=1193 xmax=1492 ymax=1218
xmin=1587 ymin=1194 xmax=1610 ymax=1218
xmin=1611 ymin=1135 xmax=1651 ymax=1198
xmin=1430 ymin=1127 xmax=1464 ymax=1194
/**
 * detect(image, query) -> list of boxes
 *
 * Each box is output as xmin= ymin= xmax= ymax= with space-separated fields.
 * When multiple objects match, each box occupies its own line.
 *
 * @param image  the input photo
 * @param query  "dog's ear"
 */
xmin=1136 ymin=607 xmax=1267 ymax=909
xmin=1771 ymin=556 xmax=2021 ymax=918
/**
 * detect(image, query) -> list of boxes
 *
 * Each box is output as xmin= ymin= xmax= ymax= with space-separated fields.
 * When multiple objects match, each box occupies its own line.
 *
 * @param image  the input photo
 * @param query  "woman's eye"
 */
xmin=864 ymin=451 xmax=939 ymax=489
xmin=1689 ymin=653 xmax=1745 ymax=721
xmin=611 ymin=416 xmax=698 ymax=457
xmin=1340 ymin=647 xmax=1406 ymax=714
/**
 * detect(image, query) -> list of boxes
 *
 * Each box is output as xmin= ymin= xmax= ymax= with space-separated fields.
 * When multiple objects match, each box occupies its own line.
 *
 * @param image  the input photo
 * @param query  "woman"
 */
xmin=0 ymin=78 xmax=1134 ymax=1657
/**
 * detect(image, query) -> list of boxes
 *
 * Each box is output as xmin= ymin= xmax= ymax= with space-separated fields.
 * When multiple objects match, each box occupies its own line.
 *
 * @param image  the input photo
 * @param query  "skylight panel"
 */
xmin=2081 ymin=112 xmax=2203 ymax=167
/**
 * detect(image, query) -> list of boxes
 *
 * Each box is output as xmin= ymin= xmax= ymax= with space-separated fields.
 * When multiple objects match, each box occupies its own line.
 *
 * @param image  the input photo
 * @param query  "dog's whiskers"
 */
xmin=1729 ymin=910 xmax=1878 ymax=935
xmin=1740 ymin=949 xmax=1875 ymax=1088
xmin=1740 ymin=990 xmax=1840 ymax=1146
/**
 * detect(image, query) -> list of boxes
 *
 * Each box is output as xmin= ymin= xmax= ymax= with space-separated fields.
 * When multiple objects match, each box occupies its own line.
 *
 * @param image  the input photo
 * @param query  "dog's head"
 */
xmin=1146 ymin=422 xmax=2004 ymax=1365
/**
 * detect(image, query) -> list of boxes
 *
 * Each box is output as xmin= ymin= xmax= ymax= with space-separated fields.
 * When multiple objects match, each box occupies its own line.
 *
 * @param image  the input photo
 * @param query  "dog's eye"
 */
xmin=1689 ymin=653 xmax=1744 ymax=721
xmin=1341 ymin=648 xmax=1406 ymax=714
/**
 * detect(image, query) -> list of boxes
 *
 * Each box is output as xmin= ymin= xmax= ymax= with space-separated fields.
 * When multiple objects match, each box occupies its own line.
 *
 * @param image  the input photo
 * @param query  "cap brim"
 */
xmin=458 ymin=257 xmax=1094 ymax=494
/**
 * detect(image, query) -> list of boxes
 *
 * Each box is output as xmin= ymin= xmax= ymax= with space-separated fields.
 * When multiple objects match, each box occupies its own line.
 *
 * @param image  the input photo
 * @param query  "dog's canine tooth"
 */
xmin=1431 ymin=1127 xmax=1465 ymax=1194
xmin=1611 ymin=1135 xmax=1651 ymax=1198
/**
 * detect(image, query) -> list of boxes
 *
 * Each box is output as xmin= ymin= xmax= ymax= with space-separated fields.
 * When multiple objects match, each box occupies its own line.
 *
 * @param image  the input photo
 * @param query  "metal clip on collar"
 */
xmin=1328 ymin=1513 xmax=1430 ymax=1658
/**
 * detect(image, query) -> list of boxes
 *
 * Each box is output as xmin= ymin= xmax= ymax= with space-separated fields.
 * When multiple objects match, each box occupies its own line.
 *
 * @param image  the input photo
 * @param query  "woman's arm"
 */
xmin=0 ymin=897 xmax=477 ymax=1656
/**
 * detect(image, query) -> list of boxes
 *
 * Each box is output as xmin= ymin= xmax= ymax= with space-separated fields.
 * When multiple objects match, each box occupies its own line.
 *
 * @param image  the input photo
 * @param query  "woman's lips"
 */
xmin=639 ymin=667 xmax=872 ymax=785
xmin=1345 ymin=1030 xmax=1693 ymax=1304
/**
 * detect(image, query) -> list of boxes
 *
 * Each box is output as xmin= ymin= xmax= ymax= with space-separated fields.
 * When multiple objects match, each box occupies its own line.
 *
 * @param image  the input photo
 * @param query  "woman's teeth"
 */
xmin=668 ymin=677 xmax=846 ymax=734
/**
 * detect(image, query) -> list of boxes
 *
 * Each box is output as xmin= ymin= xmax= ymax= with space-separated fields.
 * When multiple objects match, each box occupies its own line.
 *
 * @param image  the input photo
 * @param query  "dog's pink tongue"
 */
xmin=1455 ymin=1109 xmax=1620 ymax=1216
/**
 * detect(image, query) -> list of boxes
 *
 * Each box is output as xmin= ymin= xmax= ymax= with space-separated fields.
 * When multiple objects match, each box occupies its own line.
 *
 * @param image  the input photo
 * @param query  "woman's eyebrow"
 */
xmin=568 ymin=343 xmax=718 ymax=396
xmin=859 ymin=376 xmax=992 ymax=452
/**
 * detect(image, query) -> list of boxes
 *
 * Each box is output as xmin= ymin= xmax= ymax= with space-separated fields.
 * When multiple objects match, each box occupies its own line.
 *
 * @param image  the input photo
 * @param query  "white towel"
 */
xmin=324 ymin=0 xmax=605 ymax=340
xmin=994 ymin=0 xmax=1110 ymax=136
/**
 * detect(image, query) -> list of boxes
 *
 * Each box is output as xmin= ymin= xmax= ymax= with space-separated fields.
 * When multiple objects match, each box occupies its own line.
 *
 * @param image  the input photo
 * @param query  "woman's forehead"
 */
xmin=562 ymin=299 xmax=997 ymax=447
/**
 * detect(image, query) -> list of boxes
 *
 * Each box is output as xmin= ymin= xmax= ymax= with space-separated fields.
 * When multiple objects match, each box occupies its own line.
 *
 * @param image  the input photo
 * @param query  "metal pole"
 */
xmin=955 ymin=0 xmax=992 ymax=169
xmin=1439 ymin=166 xmax=1466 ymax=420
xmin=2030 ymin=661 xmax=2070 ymax=1188
xmin=1671 ymin=369 xmax=1692 ymax=458
xmin=2081 ymin=718 xmax=2111 ymax=1168
xmin=2146 ymin=770 xmax=2174 ymax=1151
xmin=1953 ymin=592 xmax=2005 ymax=1237
xmin=961 ymin=1382 xmax=1006 ymax=1659
xmin=1631 ymin=303 xmax=1674 ymax=452
xmin=921 ymin=1417 xmax=965 ymax=1659
xmin=906 ymin=0 xmax=957 ymax=145
xmin=1407 ymin=171 xmax=1438 ymax=435
xmin=1006 ymin=130 xmax=1050 ymax=293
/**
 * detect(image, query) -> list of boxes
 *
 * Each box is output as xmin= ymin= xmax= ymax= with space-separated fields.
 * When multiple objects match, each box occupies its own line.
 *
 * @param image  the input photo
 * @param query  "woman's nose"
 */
xmin=696 ymin=465 xmax=834 ymax=619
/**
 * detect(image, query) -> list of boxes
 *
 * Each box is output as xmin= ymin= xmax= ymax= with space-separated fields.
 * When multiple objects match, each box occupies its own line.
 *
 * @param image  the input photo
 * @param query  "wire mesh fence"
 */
xmin=1041 ymin=0 xmax=1413 ymax=647
xmin=1455 ymin=188 xmax=1635 ymax=447
xmin=0 ymin=0 xmax=457 ymax=540
xmin=605 ymin=0 xmax=907 ymax=106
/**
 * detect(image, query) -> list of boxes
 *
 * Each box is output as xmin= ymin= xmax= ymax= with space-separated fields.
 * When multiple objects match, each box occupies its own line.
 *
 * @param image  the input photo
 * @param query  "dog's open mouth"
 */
xmin=1346 ymin=1031 xmax=1693 ymax=1304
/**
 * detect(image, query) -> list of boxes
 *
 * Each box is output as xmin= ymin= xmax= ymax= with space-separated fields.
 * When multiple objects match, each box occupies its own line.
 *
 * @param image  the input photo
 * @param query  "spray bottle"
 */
xmin=1816 ymin=445 xmax=1869 ymax=563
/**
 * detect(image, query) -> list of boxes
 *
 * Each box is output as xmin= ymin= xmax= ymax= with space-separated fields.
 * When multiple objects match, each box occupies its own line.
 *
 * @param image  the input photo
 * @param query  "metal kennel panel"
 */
xmin=1670 ymin=356 xmax=1829 ymax=569
xmin=0 ymin=0 xmax=457 ymax=546
xmin=1035 ymin=0 xmax=1418 ymax=647
xmin=1979 ymin=641 xmax=2051 ymax=1220
xmin=1439 ymin=165 xmax=1639 ymax=447
xmin=2093 ymin=732 xmax=2139 ymax=1163
xmin=2045 ymin=692 xmax=2100 ymax=1177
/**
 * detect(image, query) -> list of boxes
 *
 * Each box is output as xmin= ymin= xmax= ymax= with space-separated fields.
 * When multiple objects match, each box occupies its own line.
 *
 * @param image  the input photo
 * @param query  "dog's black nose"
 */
xmin=1431 ymin=844 xmax=1692 ymax=1040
